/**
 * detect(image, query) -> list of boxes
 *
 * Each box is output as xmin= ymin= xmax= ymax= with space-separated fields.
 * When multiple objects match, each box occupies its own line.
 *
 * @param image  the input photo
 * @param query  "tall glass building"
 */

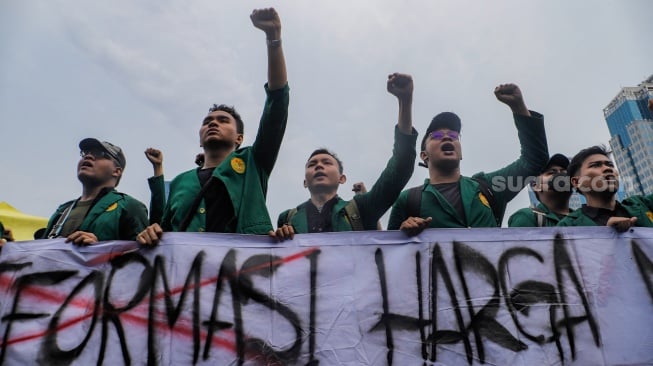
xmin=603 ymin=75 xmax=653 ymax=197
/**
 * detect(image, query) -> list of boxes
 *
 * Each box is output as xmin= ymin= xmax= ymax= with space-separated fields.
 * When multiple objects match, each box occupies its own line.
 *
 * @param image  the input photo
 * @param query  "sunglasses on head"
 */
xmin=429 ymin=130 xmax=460 ymax=141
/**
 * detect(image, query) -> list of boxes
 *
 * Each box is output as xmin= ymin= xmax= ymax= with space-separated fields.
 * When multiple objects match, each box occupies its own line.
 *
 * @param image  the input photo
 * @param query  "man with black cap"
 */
xmin=272 ymin=73 xmax=416 ymax=237
xmin=388 ymin=83 xmax=549 ymax=234
xmin=42 ymin=138 xmax=149 ymax=245
xmin=558 ymin=145 xmax=653 ymax=231
xmin=508 ymin=153 xmax=573 ymax=227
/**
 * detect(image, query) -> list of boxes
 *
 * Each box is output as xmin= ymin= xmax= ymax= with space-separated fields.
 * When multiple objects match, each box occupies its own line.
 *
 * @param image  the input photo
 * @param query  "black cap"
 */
xmin=421 ymin=112 xmax=462 ymax=151
xmin=79 ymin=138 xmax=127 ymax=169
xmin=542 ymin=153 xmax=569 ymax=173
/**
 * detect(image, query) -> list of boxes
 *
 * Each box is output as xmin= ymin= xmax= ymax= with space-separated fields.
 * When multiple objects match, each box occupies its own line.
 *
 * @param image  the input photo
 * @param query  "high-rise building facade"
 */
xmin=603 ymin=75 xmax=653 ymax=197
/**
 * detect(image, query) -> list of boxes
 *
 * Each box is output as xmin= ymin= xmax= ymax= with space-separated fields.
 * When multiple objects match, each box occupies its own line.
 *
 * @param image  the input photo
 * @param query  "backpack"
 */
xmin=406 ymin=178 xmax=502 ymax=227
xmin=285 ymin=199 xmax=365 ymax=231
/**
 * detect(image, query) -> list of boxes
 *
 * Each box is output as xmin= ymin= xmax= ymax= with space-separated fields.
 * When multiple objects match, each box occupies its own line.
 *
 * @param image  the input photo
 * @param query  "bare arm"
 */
xmin=387 ymin=73 xmax=413 ymax=135
xmin=251 ymin=8 xmax=287 ymax=90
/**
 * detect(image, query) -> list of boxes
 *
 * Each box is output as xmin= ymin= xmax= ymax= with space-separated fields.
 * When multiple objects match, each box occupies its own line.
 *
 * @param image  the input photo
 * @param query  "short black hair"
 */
xmin=208 ymin=104 xmax=244 ymax=135
xmin=567 ymin=145 xmax=611 ymax=178
xmin=308 ymin=148 xmax=344 ymax=174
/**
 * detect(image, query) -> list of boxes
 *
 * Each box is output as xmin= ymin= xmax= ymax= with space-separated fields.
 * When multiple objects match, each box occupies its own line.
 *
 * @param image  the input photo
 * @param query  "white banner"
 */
xmin=0 ymin=227 xmax=651 ymax=365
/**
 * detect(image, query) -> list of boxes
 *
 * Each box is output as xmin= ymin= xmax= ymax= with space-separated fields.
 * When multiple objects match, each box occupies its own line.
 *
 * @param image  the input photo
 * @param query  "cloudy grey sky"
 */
xmin=1 ymin=0 xmax=652 ymax=228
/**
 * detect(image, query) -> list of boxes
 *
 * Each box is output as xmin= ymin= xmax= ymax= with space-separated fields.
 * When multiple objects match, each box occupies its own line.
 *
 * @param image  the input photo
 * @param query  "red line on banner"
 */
xmin=0 ymin=246 xmax=319 ymax=357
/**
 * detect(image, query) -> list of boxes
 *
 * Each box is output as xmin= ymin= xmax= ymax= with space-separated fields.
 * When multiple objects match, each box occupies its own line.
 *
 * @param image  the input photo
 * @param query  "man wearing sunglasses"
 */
xmin=272 ymin=73 xmax=417 ymax=238
xmin=388 ymin=83 xmax=549 ymax=234
xmin=43 ymin=138 xmax=148 ymax=245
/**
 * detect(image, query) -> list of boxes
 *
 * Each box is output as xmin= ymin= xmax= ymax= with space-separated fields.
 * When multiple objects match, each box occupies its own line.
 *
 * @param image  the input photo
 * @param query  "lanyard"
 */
xmin=47 ymin=199 xmax=78 ymax=239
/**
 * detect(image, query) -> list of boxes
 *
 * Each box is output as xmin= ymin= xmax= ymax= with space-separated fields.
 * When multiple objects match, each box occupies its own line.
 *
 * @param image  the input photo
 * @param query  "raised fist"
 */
xmin=250 ymin=8 xmax=281 ymax=39
xmin=387 ymin=73 xmax=413 ymax=100
xmin=494 ymin=83 xmax=529 ymax=115
xmin=145 ymin=148 xmax=163 ymax=166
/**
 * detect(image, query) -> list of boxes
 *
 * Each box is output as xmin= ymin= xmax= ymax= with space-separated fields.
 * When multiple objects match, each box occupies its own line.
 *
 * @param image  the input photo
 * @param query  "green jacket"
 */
xmin=508 ymin=203 xmax=570 ymax=227
xmin=388 ymin=112 xmax=549 ymax=229
xmin=557 ymin=194 xmax=653 ymax=227
xmin=148 ymin=175 xmax=166 ymax=225
xmin=43 ymin=189 xmax=148 ymax=241
xmin=278 ymin=126 xmax=418 ymax=232
xmin=161 ymin=83 xmax=289 ymax=234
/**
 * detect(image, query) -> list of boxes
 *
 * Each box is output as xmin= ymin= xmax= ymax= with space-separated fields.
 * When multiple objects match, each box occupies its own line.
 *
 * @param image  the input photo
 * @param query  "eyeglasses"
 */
xmin=80 ymin=150 xmax=120 ymax=166
xmin=429 ymin=130 xmax=460 ymax=141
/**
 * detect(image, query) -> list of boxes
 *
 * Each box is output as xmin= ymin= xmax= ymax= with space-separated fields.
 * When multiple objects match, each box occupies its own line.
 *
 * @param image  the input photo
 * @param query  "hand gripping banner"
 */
xmin=0 ymin=227 xmax=651 ymax=365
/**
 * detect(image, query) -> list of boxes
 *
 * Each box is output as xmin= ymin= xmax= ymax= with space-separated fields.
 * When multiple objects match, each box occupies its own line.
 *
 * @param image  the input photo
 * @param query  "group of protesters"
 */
xmin=3 ymin=7 xmax=653 ymax=248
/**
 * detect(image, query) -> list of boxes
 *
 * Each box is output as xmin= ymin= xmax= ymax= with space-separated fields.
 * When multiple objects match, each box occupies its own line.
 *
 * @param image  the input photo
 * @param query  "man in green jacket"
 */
xmin=508 ymin=153 xmax=573 ymax=227
xmin=273 ymin=73 xmax=417 ymax=237
xmin=558 ymin=145 xmax=653 ymax=231
xmin=137 ymin=8 xmax=289 ymax=245
xmin=43 ymin=138 xmax=149 ymax=245
xmin=388 ymin=83 xmax=549 ymax=234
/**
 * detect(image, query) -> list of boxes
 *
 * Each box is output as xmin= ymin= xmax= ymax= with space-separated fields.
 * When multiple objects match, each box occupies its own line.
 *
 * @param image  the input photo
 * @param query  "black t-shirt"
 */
xmin=197 ymin=168 xmax=236 ymax=232
xmin=306 ymin=196 xmax=340 ymax=233
xmin=433 ymin=182 xmax=465 ymax=223
xmin=580 ymin=202 xmax=631 ymax=226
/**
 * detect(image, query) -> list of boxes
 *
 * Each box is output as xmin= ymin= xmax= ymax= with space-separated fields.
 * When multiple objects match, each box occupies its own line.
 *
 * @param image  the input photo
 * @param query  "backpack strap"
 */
xmin=407 ymin=185 xmax=423 ymax=218
xmin=530 ymin=208 xmax=547 ymax=227
xmin=472 ymin=177 xmax=501 ymax=227
xmin=285 ymin=207 xmax=298 ymax=225
xmin=344 ymin=200 xmax=364 ymax=231
xmin=179 ymin=176 xmax=217 ymax=232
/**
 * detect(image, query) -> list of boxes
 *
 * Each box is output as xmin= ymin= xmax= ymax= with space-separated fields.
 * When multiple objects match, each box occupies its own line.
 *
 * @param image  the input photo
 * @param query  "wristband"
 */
xmin=266 ymin=39 xmax=282 ymax=47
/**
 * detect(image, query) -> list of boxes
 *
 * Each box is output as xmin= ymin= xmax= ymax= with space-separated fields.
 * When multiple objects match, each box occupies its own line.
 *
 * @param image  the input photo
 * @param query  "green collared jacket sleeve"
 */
xmin=148 ymin=175 xmax=166 ymax=225
xmin=472 ymin=111 xmax=549 ymax=224
xmin=353 ymin=126 xmax=418 ymax=230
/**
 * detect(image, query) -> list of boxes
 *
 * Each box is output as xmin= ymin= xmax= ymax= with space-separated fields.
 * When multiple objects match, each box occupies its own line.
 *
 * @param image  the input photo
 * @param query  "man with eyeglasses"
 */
xmin=508 ymin=153 xmax=573 ymax=227
xmin=271 ymin=73 xmax=416 ymax=238
xmin=388 ymin=83 xmax=549 ymax=234
xmin=42 ymin=138 xmax=148 ymax=245
xmin=137 ymin=8 xmax=290 ymax=245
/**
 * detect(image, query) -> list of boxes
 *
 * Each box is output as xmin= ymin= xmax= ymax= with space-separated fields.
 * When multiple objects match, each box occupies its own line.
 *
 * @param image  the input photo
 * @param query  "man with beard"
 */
xmin=508 ymin=153 xmax=573 ymax=227
xmin=558 ymin=145 xmax=653 ymax=231
xmin=137 ymin=8 xmax=289 ymax=245
xmin=388 ymin=83 xmax=549 ymax=235
xmin=273 ymin=73 xmax=416 ymax=237
xmin=43 ymin=138 xmax=148 ymax=245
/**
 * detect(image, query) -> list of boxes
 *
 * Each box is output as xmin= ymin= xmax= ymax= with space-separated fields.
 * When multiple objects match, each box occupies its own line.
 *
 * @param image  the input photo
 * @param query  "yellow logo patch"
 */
xmin=231 ymin=157 xmax=246 ymax=174
xmin=106 ymin=202 xmax=118 ymax=212
xmin=647 ymin=211 xmax=653 ymax=222
xmin=479 ymin=193 xmax=490 ymax=208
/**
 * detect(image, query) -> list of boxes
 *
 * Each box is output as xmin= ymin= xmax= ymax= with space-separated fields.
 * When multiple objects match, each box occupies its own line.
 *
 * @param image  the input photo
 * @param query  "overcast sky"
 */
xmin=1 ymin=0 xmax=652 ymax=229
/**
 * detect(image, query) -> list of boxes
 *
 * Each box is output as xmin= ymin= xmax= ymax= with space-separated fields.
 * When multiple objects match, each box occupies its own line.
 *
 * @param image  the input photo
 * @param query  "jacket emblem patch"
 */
xmin=106 ymin=202 xmax=118 ymax=212
xmin=231 ymin=157 xmax=246 ymax=174
xmin=479 ymin=193 xmax=490 ymax=208
xmin=647 ymin=211 xmax=653 ymax=222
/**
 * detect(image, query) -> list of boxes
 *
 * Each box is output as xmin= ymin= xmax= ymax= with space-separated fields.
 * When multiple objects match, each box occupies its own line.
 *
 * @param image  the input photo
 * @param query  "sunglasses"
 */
xmin=80 ymin=150 xmax=120 ymax=166
xmin=429 ymin=130 xmax=460 ymax=141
